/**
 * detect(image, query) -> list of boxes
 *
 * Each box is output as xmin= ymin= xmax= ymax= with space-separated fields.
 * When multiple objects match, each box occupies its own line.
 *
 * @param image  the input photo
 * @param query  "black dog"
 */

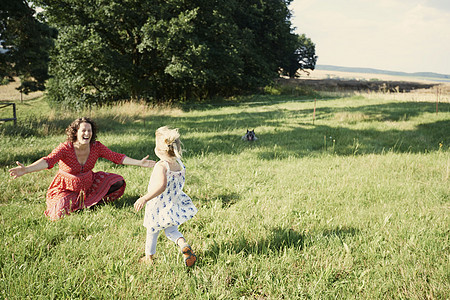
xmin=242 ymin=129 xmax=258 ymax=141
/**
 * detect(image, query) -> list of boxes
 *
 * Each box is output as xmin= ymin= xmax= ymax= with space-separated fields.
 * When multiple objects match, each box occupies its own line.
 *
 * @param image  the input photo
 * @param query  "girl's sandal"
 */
xmin=181 ymin=246 xmax=197 ymax=267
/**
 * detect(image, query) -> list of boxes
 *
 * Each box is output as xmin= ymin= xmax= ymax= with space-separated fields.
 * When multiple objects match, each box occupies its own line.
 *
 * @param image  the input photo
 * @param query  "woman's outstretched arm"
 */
xmin=9 ymin=158 xmax=49 ymax=179
xmin=122 ymin=155 xmax=156 ymax=168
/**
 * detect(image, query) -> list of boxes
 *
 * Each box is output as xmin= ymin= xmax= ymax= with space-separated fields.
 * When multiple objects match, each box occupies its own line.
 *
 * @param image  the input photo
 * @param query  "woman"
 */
xmin=9 ymin=117 xmax=155 ymax=220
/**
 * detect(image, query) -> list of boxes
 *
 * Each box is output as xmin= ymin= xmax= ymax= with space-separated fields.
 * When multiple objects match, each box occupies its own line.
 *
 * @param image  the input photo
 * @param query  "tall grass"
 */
xmin=1 ymin=93 xmax=449 ymax=299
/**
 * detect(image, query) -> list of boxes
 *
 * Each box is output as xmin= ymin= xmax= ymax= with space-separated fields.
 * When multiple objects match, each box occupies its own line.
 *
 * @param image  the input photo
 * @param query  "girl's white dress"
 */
xmin=143 ymin=159 xmax=198 ymax=232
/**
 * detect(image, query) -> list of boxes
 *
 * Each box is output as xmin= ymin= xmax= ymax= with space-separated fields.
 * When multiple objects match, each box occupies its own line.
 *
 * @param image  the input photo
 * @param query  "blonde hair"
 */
xmin=155 ymin=126 xmax=183 ymax=158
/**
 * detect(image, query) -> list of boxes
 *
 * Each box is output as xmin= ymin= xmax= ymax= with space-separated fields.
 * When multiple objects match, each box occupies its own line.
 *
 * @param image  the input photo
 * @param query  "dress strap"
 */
xmin=176 ymin=158 xmax=185 ymax=169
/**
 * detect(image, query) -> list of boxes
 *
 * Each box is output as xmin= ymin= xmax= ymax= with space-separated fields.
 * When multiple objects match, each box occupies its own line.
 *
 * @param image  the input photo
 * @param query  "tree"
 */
xmin=36 ymin=0 xmax=316 ymax=106
xmin=0 ymin=0 xmax=56 ymax=94
xmin=281 ymin=33 xmax=318 ymax=78
xmin=40 ymin=0 xmax=199 ymax=105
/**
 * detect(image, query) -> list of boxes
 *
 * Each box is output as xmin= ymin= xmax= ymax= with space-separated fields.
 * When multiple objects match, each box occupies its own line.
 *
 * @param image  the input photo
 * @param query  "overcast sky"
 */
xmin=289 ymin=0 xmax=450 ymax=74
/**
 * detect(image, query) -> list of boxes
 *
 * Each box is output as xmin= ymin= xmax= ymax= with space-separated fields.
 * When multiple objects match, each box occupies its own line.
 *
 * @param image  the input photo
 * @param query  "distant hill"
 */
xmin=316 ymin=65 xmax=450 ymax=82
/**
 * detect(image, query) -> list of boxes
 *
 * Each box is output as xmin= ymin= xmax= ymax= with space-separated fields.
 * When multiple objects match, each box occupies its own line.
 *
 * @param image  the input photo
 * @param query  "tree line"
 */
xmin=1 ymin=0 xmax=317 ymax=107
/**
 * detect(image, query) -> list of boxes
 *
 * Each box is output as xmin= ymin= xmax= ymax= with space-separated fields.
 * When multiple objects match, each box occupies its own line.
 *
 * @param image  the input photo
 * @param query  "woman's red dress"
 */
xmin=43 ymin=141 xmax=127 ymax=220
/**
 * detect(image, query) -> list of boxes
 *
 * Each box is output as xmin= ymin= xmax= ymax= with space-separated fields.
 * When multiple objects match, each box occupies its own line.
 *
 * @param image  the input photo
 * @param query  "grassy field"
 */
xmin=0 ymin=90 xmax=449 ymax=299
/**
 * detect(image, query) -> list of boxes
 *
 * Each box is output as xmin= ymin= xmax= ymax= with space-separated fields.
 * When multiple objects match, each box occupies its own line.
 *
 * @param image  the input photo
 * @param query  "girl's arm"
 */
xmin=122 ymin=155 xmax=156 ymax=168
xmin=9 ymin=158 xmax=49 ymax=179
xmin=134 ymin=162 xmax=167 ymax=212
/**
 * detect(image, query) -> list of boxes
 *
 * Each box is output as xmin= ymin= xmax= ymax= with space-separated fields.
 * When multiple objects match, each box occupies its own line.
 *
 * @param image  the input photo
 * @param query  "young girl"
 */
xmin=134 ymin=126 xmax=198 ymax=267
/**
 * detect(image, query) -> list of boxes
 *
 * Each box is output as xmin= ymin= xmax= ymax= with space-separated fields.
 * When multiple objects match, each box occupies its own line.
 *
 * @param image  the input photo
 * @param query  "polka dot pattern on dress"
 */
xmin=143 ymin=159 xmax=197 ymax=231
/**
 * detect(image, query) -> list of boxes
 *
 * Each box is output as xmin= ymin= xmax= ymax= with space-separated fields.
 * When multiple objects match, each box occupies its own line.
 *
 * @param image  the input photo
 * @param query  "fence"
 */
xmin=0 ymin=102 xmax=17 ymax=125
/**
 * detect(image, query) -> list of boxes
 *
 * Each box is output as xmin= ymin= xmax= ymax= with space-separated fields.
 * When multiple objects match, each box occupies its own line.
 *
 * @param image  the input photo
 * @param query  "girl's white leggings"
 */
xmin=145 ymin=225 xmax=184 ymax=256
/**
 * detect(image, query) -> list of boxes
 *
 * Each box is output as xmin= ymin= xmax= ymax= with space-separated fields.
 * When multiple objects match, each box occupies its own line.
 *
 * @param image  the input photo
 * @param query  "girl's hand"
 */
xmin=9 ymin=161 xmax=26 ymax=179
xmin=134 ymin=198 xmax=147 ymax=212
xmin=140 ymin=155 xmax=156 ymax=168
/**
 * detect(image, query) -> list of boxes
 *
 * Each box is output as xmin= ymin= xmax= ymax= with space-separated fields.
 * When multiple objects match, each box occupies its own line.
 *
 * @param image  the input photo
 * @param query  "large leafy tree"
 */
xmin=0 ymin=0 xmax=56 ymax=94
xmin=36 ymin=0 xmax=315 ymax=106
xmin=39 ymin=0 xmax=202 ymax=105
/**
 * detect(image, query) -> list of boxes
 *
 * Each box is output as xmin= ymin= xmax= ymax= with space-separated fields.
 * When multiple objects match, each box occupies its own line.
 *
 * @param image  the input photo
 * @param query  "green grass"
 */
xmin=1 ymin=95 xmax=449 ymax=299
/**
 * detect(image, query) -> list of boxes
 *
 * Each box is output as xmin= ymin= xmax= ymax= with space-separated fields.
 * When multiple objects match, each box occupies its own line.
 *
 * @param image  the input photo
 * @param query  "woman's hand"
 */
xmin=9 ymin=161 xmax=26 ymax=179
xmin=134 ymin=197 xmax=147 ymax=212
xmin=140 ymin=155 xmax=156 ymax=168
xmin=122 ymin=155 xmax=156 ymax=168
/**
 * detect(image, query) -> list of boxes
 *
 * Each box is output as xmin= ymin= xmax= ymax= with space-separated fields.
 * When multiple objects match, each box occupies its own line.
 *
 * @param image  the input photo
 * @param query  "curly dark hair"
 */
xmin=65 ymin=117 xmax=97 ymax=144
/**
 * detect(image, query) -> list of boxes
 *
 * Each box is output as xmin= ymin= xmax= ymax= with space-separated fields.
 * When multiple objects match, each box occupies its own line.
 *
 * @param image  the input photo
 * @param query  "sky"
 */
xmin=289 ymin=0 xmax=450 ymax=74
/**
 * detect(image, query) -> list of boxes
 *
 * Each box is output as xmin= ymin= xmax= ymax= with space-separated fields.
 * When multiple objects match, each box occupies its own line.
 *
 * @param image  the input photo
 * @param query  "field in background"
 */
xmin=280 ymin=69 xmax=450 ymax=99
xmin=0 ymin=77 xmax=44 ymax=102
xmin=305 ymin=69 xmax=449 ymax=83
xmin=0 ymin=74 xmax=449 ymax=298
